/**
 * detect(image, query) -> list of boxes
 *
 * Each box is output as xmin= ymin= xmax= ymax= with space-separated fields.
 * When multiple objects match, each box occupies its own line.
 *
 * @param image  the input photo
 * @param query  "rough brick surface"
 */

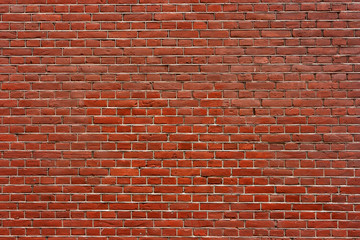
xmin=0 ymin=1 xmax=360 ymax=239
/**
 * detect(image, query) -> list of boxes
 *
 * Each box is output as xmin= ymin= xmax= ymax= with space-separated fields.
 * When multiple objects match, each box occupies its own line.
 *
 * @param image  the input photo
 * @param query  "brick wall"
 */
xmin=0 ymin=1 xmax=359 ymax=239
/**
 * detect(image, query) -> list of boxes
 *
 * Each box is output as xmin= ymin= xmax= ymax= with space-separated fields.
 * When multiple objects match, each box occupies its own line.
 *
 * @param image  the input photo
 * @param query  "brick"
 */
xmin=231 ymin=99 xmax=260 ymax=107
xmin=262 ymin=30 xmax=292 ymax=37
xmin=246 ymin=220 xmax=276 ymax=228
xmin=154 ymin=13 xmax=183 ymax=21
xmin=3 ymin=14 xmax=31 ymax=21
xmin=293 ymin=29 xmax=322 ymax=37
xmin=324 ymin=134 xmax=353 ymax=142
xmin=324 ymin=30 xmax=354 ymax=37
xmin=231 ymin=30 xmax=260 ymax=38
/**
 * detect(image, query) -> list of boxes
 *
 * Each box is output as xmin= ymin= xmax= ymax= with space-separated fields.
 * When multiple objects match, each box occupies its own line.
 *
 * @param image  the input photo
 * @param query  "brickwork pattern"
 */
xmin=0 ymin=1 xmax=360 ymax=239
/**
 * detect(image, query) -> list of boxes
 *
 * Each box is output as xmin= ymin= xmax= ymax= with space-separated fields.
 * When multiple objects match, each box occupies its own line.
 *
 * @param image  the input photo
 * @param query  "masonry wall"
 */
xmin=0 ymin=0 xmax=359 ymax=239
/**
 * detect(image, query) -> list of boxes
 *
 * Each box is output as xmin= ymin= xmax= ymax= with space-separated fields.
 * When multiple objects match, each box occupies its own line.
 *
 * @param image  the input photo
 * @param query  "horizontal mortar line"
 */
xmin=1 ymin=36 xmax=359 ymax=38
xmin=17 ymin=17 xmax=359 ymax=19
xmin=0 ymin=71 xmax=360 ymax=73
xmin=4 ymin=47 xmax=359 ymax=48
xmin=0 ymin=2 xmax=356 ymax=4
